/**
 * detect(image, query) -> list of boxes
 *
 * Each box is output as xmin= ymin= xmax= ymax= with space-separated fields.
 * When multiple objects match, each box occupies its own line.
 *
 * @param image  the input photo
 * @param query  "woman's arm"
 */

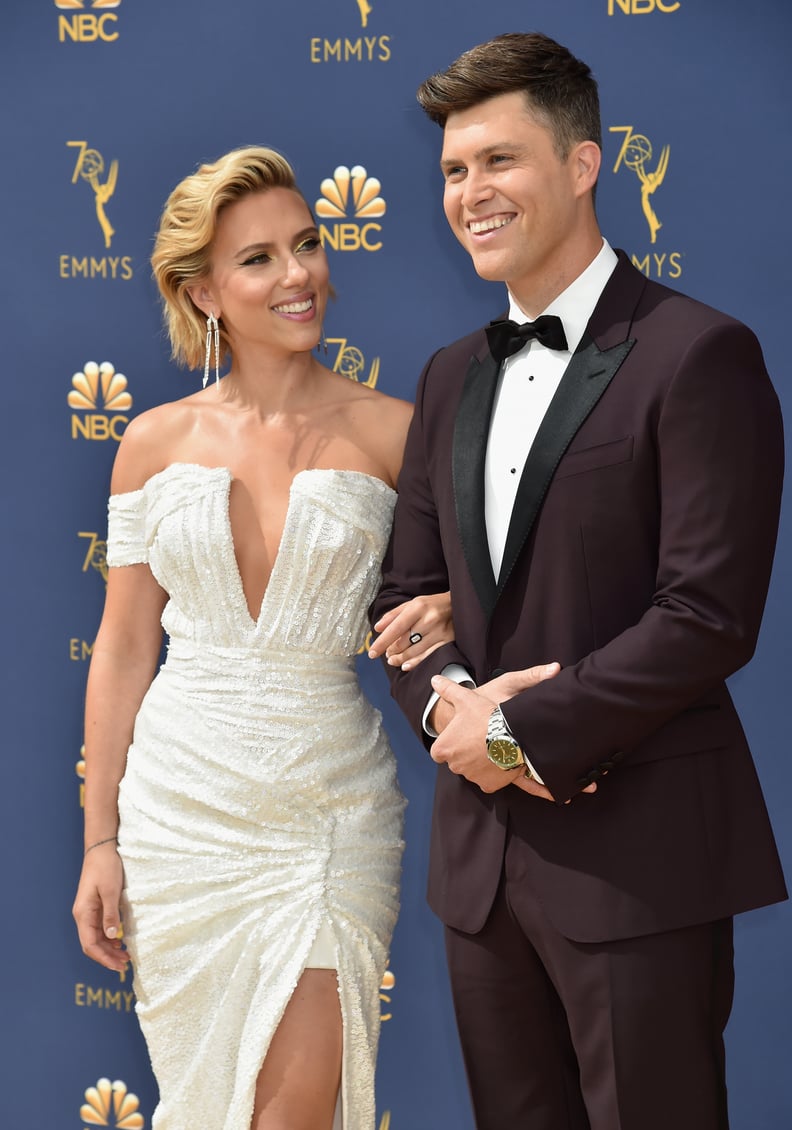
xmin=73 ymin=562 xmax=167 ymax=971
xmin=73 ymin=417 xmax=170 ymax=970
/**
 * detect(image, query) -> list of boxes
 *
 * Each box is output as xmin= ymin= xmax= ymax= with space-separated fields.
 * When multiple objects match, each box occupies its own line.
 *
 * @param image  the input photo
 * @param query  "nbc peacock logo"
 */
xmin=56 ymin=0 xmax=122 ymax=43
xmin=69 ymin=361 xmax=133 ymax=441
xmin=80 ymin=1078 xmax=145 ymax=1129
xmin=316 ymin=165 xmax=385 ymax=253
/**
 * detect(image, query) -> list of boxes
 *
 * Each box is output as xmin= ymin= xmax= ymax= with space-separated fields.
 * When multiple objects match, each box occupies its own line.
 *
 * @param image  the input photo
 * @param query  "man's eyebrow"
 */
xmin=440 ymin=142 xmax=519 ymax=170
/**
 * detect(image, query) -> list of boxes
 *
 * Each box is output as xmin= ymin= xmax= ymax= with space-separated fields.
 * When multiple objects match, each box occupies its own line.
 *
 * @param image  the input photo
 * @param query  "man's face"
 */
xmin=440 ymin=91 xmax=595 ymax=308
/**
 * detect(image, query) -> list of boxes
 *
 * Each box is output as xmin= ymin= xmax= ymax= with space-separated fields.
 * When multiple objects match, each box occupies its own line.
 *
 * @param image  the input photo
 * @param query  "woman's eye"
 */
xmin=242 ymin=252 xmax=271 ymax=265
xmin=297 ymin=237 xmax=321 ymax=253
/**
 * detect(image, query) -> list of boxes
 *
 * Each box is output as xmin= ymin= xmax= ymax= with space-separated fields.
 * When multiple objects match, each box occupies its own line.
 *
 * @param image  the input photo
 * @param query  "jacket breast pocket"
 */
xmin=554 ymin=435 xmax=634 ymax=480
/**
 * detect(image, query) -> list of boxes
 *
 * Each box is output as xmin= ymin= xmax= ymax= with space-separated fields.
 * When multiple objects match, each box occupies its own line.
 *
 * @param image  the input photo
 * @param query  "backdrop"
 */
xmin=2 ymin=2 xmax=790 ymax=1127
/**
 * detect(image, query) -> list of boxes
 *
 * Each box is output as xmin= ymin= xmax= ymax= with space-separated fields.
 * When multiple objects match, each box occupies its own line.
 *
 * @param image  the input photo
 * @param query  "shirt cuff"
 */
xmin=423 ymin=663 xmax=475 ymax=737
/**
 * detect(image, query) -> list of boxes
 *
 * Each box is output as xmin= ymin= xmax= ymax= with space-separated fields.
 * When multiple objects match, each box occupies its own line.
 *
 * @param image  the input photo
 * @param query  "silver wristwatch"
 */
xmin=485 ymin=705 xmax=528 ymax=772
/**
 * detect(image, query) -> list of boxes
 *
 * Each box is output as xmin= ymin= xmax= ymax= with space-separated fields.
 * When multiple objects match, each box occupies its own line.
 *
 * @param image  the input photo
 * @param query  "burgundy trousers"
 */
xmin=445 ymin=824 xmax=734 ymax=1130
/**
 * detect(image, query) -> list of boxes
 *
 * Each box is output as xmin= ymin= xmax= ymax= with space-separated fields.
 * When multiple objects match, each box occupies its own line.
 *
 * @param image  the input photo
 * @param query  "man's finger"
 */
xmin=513 ymin=775 xmax=556 ymax=801
xmin=430 ymin=674 xmax=468 ymax=705
xmin=504 ymin=662 xmax=560 ymax=689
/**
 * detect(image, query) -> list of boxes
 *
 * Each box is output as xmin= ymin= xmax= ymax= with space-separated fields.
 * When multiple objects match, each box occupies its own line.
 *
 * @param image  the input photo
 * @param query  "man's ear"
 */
xmin=186 ymin=282 xmax=217 ymax=319
xmin=572 ymin=141 xmax=601 ymax=198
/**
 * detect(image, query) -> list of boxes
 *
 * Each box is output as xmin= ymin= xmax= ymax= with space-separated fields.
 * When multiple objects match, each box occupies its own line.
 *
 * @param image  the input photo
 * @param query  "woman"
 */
xmin=72 ymin=146 xmax=453 ymax=1130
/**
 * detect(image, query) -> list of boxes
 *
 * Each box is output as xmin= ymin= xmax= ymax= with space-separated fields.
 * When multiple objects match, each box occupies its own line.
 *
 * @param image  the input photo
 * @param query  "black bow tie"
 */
xmin=485 ymin=315 xmax=568 ymax=362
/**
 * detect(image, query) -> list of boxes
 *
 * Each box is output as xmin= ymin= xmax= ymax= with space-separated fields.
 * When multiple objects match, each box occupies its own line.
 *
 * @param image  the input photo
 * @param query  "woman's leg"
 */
xmin=251 ymin=968 xmax=343 ymax=1130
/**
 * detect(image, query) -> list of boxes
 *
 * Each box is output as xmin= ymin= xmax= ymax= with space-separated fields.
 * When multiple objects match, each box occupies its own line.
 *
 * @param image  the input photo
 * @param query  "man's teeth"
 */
xmin=274 ymin=299 xmax=313 ymax=313
xmin=469 ymin=217 xmax=513 ymax=234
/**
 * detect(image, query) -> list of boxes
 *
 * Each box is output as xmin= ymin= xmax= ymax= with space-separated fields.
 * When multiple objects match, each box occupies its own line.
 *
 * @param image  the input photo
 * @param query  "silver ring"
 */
xmin=409 ymin=631 xmax=423 ymax=645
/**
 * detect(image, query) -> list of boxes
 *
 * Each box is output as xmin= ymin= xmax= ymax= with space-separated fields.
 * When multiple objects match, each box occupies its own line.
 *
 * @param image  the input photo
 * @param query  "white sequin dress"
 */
xmin=106 ymin=463 xmax=405 ymax=1130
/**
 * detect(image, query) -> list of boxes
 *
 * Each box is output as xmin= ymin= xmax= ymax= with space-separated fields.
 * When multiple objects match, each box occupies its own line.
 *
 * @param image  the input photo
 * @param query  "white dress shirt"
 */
xmin=423 ymin=241 xmax=619 ymax=779
xmin=485 ymin=241 xmax=618 ymax=574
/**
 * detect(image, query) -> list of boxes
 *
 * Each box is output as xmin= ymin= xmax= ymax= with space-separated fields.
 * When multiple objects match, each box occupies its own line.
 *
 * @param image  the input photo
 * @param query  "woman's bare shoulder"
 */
xmin=110 ymin=396 xmax=200 ymax=494
xmin=327 ymin=376 xmax=413 ymax=485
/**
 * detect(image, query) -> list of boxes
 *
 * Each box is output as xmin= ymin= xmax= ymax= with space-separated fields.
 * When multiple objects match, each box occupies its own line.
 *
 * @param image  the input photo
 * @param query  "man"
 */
xmin=371 ymin=31 xmax=786 ymax=1130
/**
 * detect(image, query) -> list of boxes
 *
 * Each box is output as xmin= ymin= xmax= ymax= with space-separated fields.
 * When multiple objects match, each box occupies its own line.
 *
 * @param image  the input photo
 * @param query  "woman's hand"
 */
xmin=72 ymin=844 xmax=130 ymax=973
xmin=369 ymin=591 xmax=454 ymax=671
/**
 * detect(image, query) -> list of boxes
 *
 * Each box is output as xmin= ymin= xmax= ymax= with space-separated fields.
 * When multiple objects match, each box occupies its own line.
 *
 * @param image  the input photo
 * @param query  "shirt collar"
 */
xmin=506 ymin=240 xmax=618 ymax=355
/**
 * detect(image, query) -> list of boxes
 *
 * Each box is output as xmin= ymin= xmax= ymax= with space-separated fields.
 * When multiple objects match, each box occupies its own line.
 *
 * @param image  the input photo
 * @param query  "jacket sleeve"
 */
xmin=371 ymin=351 xmax=473 ymax=747
xmin=502 ymin=319 xmax=784 ymax=802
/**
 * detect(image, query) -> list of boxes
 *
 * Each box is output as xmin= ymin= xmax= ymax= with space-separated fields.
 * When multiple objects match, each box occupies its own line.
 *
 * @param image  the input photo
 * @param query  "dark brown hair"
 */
xmin=417 ymin=32 xmax=601 ymax=158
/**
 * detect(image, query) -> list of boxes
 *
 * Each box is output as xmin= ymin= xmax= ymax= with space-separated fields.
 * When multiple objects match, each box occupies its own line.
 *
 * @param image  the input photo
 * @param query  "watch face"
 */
xmin=487 ymin=738 xmax=523 ymax=771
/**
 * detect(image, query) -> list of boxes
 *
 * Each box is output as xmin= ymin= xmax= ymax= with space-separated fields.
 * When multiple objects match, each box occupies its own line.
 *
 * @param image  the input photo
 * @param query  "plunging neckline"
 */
xmin=138 ymin=462 xmax=396 ymax=630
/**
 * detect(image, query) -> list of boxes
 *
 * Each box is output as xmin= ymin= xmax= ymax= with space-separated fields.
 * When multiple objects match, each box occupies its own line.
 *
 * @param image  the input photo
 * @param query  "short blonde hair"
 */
xmin=151 ymin=146 xmax=305 ymax=370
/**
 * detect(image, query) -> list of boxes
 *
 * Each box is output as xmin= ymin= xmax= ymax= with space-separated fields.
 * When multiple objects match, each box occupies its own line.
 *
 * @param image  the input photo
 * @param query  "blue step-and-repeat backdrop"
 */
xmin=2 ymin=2 xmax=790 ymax=1127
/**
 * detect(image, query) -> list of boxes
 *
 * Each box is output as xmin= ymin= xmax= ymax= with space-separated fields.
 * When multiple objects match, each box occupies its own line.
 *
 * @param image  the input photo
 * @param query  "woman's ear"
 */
xmin=186 ymin=282 xmax=218 ymax=319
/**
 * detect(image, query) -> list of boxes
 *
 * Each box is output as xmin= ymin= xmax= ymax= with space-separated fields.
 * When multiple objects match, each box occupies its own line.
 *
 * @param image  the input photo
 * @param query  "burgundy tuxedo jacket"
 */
xmin=373 ymin=252 xmax=787 ymax=943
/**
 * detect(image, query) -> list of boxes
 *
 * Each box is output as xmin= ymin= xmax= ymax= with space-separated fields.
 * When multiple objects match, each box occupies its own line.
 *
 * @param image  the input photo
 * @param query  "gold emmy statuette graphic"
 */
xmin=79 ymin=531 xmax=109 ymax=585
xmin=610 ymin=126 xmax=670 ymax=245
xmin=378 ymin=1113 xmax=391 ymax=1130
xmin=316 ymin=166 xmax=386 ymax=220
xmin=356 ymin=0 xmax=373 ymax=27
xmin=328 ymin=338 xmax=380 ymax=388
xmin=81 ymin=1078 xmax=144 ymax=1128
xmin=67 ymin=141 xmax=119 ymax=249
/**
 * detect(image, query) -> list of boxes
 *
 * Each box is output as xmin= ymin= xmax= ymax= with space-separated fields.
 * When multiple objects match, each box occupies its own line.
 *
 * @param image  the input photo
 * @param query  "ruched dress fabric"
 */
xmin=106 ymin=463 xmax=405 ymax=1130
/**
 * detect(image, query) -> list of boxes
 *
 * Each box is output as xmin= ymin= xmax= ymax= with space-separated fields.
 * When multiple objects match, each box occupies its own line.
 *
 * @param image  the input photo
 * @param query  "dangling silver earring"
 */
xmin=316 ymin=326 xmax=328 ymax=356
xmin=203 ymin=312 xmax=220 ymax=388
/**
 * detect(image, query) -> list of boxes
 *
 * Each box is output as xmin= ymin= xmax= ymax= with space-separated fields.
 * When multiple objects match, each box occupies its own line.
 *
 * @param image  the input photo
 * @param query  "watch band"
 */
xmin=486 ymin=705 xmax=527 ymax=772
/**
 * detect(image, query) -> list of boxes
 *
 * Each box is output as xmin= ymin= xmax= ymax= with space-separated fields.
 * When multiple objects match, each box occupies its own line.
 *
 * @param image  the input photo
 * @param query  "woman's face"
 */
xmin=201 ymin=187 xmax=329 ymax=358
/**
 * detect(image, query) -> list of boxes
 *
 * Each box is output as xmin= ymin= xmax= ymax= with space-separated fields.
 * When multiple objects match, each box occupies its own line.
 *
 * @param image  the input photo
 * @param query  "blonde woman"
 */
xmin=72 ymin=146 xmax=454 ymax=1130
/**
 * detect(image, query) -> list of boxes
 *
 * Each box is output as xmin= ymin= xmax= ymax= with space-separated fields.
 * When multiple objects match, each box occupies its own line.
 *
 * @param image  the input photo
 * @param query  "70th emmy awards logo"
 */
xmin=79 ymin=531 xmax=109 ymax=586
xmin=610 ymin=126 xmax=670 ymax=245
xmin=328 ymin=337 xmax=380 ymax=387
xmin=68 ymin=141 xmax=118 ymax=249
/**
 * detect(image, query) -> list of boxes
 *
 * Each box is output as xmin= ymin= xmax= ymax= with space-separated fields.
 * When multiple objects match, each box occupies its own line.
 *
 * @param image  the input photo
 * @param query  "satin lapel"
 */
xmin=452 ymin=351 xmax=500 ymax=616
xmin=496 ymin=332 xmax=635 ymax=601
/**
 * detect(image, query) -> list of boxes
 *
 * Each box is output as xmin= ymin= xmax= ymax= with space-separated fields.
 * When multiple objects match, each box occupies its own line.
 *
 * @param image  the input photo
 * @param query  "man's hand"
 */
xmin=428 ymin=662 xmax=561 ymax=736
xmin=429 ymin=664 xmax=597 ymax=802
xmin=430 ymin=664 xmax=557 ymax=795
